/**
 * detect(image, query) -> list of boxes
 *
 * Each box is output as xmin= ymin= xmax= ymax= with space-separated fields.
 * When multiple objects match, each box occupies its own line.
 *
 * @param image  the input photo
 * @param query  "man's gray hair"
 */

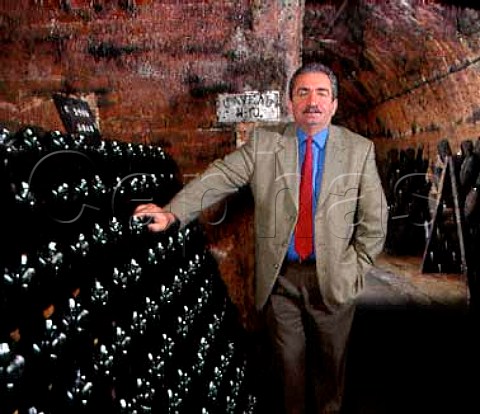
xmin=288 ymin=62 xmax=338 ymax=101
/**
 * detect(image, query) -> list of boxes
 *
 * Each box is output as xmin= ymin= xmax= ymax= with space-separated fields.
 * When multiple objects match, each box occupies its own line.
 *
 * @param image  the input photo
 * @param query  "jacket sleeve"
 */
xmin=164 ymin=135 xmax=255 ymax=226
xmin=353 ymin=141 xmax=388 ymax=274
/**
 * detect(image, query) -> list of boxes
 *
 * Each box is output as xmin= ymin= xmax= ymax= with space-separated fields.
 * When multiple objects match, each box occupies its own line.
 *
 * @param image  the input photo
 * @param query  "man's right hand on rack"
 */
xmin=133 ymin=203 xmax=177 ymax=233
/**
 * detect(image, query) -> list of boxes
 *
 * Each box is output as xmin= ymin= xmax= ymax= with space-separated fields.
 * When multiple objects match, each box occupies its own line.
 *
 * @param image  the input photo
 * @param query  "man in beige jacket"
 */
xmin=134 ymin=62 xmax=387 ymax=414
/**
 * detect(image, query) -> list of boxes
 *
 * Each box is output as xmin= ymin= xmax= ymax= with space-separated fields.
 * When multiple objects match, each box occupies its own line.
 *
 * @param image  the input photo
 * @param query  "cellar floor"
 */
xmin=341 ymin=252 xmax=477 ymax=414
xmin=361 ymin=252 xmax=469 ymax=308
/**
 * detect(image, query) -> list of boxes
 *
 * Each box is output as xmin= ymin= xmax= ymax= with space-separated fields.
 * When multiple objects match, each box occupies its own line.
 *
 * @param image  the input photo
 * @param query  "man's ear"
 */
xmin=287 ymin=99 xmax=293 ymax=115
xmin=332 ymin=99 xmax=338 ymax=116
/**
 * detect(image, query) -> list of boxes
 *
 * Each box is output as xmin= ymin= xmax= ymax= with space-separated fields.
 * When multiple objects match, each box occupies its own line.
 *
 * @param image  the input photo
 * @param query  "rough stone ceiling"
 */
xmin=304 ymin=0 xmax=480 ymax=123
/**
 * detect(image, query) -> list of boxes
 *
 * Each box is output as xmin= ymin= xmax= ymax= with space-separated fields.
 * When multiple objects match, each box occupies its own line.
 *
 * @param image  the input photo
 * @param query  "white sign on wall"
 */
xmin=217 ymin=91 xmax=280 ymax=123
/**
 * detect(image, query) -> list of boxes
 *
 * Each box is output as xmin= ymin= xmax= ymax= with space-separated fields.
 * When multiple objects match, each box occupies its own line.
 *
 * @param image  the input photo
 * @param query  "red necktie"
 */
xmin=295 ymin=135 xmax=313 ymax=260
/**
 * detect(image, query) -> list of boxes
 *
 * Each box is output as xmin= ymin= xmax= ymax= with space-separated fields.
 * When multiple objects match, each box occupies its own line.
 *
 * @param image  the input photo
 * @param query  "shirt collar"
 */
xmin=297 ymin=127 xmax=328 ymax=149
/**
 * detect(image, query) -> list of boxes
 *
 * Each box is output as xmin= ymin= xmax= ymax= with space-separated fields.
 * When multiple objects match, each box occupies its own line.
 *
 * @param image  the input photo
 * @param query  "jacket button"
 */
xmin=274 ymin=264 xmax=279 ymax=269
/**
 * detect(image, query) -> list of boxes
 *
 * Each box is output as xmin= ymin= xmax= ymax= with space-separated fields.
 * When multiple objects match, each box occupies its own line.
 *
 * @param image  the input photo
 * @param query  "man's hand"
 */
xmin=133 ymin=203 xmax=177 ymax=232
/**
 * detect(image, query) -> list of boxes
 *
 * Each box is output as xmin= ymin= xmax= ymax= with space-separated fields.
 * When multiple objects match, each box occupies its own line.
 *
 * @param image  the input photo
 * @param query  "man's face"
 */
xmin=288 ymin=71 xmax=338 ymax=135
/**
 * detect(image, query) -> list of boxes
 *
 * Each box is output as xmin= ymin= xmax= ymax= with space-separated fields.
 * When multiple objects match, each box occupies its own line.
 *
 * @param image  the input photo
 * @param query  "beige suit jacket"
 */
xmin=166 ymin=123 xmax=388 ymax=311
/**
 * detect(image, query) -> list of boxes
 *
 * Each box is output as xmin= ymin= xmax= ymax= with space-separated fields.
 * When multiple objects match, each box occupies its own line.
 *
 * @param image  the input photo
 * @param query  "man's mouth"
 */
xmin=304 ymin=107 xmax=321 ymax=114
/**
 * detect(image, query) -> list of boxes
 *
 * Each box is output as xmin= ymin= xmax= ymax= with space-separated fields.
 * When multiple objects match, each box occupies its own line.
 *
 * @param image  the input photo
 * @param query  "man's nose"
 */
xmin=306 ymin=92 xmax=318 ymax=106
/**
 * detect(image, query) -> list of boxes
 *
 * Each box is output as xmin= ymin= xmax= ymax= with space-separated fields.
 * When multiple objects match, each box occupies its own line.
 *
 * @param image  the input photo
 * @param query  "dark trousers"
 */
xmin=264 ymin=262 xmax=356 ymax=414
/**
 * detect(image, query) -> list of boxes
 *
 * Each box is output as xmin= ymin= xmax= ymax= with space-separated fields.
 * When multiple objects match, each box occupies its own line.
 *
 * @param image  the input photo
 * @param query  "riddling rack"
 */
xmin=0 ymin=126 xmax=258 ymax=414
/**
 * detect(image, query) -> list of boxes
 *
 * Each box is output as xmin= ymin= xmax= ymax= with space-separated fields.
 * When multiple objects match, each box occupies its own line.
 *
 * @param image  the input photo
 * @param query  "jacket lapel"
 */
xmin=317 ymin=125 xmax=347 ymax=211
xmin=275 ymin=123 xmax=299 ymax=211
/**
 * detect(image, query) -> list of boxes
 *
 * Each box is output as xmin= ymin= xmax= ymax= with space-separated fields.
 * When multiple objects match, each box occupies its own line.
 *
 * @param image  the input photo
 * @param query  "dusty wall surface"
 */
xmin=304 ymin=1 xmax=480 ymax=160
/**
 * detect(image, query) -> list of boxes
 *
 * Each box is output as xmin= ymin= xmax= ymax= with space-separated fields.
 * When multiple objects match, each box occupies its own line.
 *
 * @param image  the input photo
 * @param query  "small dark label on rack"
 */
xmin=53 ymin=94 xmax=99 ymax=135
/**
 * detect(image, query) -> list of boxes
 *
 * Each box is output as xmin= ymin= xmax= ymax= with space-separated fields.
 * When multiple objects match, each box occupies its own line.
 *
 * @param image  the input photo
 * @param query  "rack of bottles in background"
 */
xmin=0 ymin=126 xmax=258 ymax=413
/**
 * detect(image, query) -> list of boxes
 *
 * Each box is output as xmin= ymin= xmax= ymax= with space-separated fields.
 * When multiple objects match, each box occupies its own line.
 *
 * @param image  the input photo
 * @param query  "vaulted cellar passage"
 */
xmin=0 ymin=1 xmax=479 ymax=413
